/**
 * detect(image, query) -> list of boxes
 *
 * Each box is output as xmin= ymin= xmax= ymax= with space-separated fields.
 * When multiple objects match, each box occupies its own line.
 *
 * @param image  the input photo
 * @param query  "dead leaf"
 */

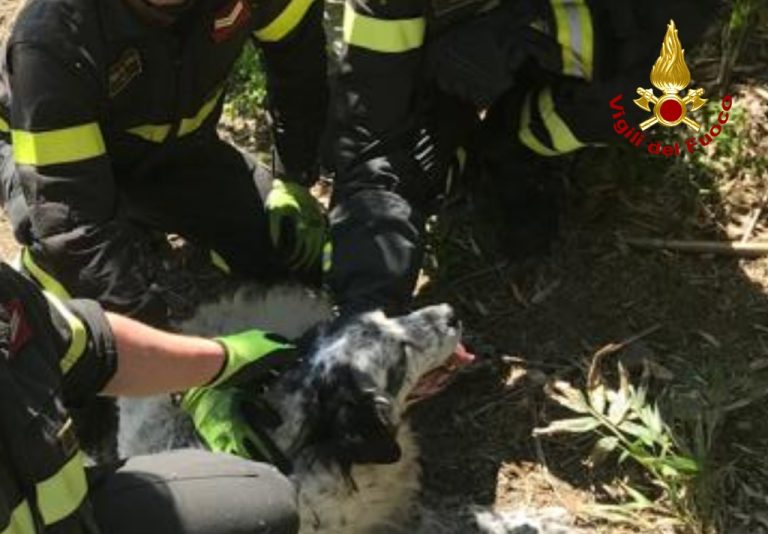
xmin=696 ymin=330 xmax=722 ymax=348
xmin=533 ymin=416 xmax=601 ymax=436
xmin=531 ymin=279 xmax=561 ymax=305
xmin=545 ymin=380 xmax=590 ymax=414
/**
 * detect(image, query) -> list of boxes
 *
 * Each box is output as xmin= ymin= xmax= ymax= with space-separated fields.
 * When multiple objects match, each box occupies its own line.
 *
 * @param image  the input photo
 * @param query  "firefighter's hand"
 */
xmin=181 ymin=387 xmax=281 ymax=461
xmin=264 ymin=179 xmax=326 ymax=272
xmin=208 ymin=329 xmax=299 ymax=389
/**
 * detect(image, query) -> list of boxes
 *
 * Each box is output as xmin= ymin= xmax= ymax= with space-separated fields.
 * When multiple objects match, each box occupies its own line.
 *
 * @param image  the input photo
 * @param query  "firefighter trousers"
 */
xmin=89 ymin=449 xmax=298 ymax=534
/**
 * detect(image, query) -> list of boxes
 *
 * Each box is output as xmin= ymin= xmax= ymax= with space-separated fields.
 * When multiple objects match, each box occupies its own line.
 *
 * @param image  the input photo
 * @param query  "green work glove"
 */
xmin=208 ymin=329 xmax=299 ymax=389
xmin=181 ymin=329 xmax=298 ymax=466
xmin=181 ymin=387 xmax=281 ymax=461
xmin=264 ymin=179 xmax=326 ymax=272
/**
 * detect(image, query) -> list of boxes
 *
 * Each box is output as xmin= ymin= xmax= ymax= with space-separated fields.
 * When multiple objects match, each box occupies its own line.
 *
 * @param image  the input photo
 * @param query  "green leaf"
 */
xmin=663 ymin=455 xmax=700 ymax=475
xmin=533 ymin=416 xmax=601 ymax=436
xmin=659 ymin=463 xmax=680 ymax=479
xmin=621 ymin=482 xmax=655 ymax=508
xmin=619 ymin=421 xmax=657 ymax=447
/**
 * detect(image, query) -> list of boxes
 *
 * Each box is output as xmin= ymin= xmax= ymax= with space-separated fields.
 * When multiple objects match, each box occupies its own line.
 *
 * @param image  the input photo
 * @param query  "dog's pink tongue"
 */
xmin=407 ymin=342 xmax=475 ymax=405
xmin=452 ymin=342 xmax=475 ymax=365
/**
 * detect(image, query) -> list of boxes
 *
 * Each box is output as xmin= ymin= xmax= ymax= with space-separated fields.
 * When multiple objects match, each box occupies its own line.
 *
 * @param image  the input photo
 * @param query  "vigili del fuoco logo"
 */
xmin=609 ymin=20 xmax=733 ymax=157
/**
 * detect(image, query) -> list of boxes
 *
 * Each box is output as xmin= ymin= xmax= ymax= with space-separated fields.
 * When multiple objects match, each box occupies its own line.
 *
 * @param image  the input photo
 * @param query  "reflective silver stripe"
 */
xmin=550 ymin=0 xmax=594 ymax=79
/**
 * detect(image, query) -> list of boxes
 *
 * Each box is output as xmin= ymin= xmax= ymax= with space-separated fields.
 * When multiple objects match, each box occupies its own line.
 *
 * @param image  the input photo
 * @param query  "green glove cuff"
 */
xmin=265 ymin=179 xmax=327 ymax=271
xmin=208 ymin=330 xmax=296 ymax=388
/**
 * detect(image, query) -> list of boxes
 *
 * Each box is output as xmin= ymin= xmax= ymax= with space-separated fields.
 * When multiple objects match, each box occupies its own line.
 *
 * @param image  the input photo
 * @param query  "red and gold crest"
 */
xmin=634 ymin=20 xmax=707 ymax=132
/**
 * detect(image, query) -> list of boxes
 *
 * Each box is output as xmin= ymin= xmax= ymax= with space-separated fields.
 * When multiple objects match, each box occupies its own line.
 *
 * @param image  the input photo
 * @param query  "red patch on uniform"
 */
xmin=5 ymin=299 xmax=32 ymax=357
xmin=211 ymin=0 xmax=251 ymax=43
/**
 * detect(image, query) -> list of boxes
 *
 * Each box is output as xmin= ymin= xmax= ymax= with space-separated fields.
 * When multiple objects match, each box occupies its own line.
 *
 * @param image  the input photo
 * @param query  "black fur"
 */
xmin=301 ymin=365 xmax=402 ymax=478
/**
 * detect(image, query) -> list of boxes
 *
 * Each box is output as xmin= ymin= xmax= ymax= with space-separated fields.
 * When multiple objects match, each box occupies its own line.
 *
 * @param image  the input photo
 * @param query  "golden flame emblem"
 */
xmin=634 ymin=20 xmax=707 ymax=131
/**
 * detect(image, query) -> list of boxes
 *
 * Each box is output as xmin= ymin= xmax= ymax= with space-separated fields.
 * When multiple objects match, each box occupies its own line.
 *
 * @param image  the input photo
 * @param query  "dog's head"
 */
xmin=299 ymin=304 xmax=473 ymax=471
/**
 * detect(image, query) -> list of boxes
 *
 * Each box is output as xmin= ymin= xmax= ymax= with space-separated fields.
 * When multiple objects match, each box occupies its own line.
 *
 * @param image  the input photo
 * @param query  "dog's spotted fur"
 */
xmin=117 ymin=285 xmax=579 ymax=534
xmin=118 ymin=284 xmax=460 ymax=533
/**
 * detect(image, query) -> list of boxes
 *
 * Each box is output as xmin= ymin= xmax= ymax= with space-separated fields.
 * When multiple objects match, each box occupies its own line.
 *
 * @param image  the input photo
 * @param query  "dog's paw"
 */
xmin=473 ymin=506 xmax=578 ymax=534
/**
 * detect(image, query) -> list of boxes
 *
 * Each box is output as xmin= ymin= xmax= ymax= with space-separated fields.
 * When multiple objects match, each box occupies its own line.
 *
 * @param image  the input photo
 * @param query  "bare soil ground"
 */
xmin=410 ymin=81 xmax=768 ymax=532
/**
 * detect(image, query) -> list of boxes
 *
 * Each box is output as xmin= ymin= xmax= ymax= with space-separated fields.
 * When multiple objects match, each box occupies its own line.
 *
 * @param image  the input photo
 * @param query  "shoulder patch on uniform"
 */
xmin=5 ymin=299 xmax=32 ymax=357
xmin=212 ymin=0 xmax=251 ymax=43
xmin=109 ymin=48 xmax=143 ymax=98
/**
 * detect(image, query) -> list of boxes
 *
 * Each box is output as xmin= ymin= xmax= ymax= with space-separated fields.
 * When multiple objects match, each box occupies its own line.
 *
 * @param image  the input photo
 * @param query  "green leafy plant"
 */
xmin=225 ymin=45 xmax=268 ymax=119
xmin=534 ymin=353 xmax=701 ymax=528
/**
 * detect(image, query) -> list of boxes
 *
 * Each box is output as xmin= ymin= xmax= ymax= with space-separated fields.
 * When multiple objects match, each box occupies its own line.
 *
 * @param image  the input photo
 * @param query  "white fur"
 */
xmin=117 ymin=284 xmax=577 ymax=534
xmin=119 ymin=284 xmax=451 ymax=533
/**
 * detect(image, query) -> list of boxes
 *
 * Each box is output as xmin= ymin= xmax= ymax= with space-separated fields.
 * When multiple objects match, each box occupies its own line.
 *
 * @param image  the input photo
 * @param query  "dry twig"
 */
xmin=587 ymin=324 xmax=663 ymax=389
xmin=623 ymin=237 xmax=768 ymax=257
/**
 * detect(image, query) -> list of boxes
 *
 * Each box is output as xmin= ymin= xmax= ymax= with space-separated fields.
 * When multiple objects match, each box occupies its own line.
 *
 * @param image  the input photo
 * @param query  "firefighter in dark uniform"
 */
xmin=329 ymin=0 xmax=721 ymax=314
xmin=0 ymin=261 xmax=302 ymax=533
xmin=0 ymin=0 xmax=328 ymax=327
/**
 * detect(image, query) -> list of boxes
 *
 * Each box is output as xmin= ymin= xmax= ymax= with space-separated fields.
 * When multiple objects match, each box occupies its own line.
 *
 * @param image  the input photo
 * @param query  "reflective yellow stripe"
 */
xmin=210 ymin=250 xmax=231 ymax=274
xmin=519 ymin=92 xmax=559 ymax=156
xmin=538 ymin=88 xmax=585 ymax=153
xmin=1 ymin=500 xmax=35 ymax=534
xmin=127 ymin=87 xmax=224 ymax=142
xmin=11 ymin=123 xmax=105 ymax=166
xmin=42 ymin=291 xmax=87 ymax=375
xmin=577 ymin=2 xmax=593 ymax=78
xmin=179 ymin=87 xmax=225 ymax=136
xmin=551 ymin=0 xmax=593 ymax=79
xmin=254 ymin=0 xmax=315 ymax=42
xmin=126 ymin=124 xmax=172 ymax=143
xmin=322 ymin=241 xmax=332 ymax=273
xmin=21 ymin=247 xmax=71 ymax=300
xmin=343 ymin=7 xmax=425 ymax=53
xmin=0 ymin=116 xmax=9 ymax=133
xmin=36 ymin=451 xmax=87 ymax=526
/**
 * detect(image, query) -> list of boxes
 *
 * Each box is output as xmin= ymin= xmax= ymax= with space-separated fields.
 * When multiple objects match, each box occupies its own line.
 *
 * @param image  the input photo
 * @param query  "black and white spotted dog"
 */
xmin=117 ymin=285 xmax=475 ymax=533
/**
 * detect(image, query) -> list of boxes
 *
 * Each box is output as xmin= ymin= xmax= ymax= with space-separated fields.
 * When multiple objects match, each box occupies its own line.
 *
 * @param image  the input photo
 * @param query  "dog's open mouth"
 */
xmin=407 ymin=343 xmax=475 ymax=404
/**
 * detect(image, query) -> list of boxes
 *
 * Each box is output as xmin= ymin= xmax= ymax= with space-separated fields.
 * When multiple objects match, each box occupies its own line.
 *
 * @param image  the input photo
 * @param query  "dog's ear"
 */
xmin=303 ymin=367 xmax=402 ymax=469
xmin=332 ymin=388 xmax=402 ymax=465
